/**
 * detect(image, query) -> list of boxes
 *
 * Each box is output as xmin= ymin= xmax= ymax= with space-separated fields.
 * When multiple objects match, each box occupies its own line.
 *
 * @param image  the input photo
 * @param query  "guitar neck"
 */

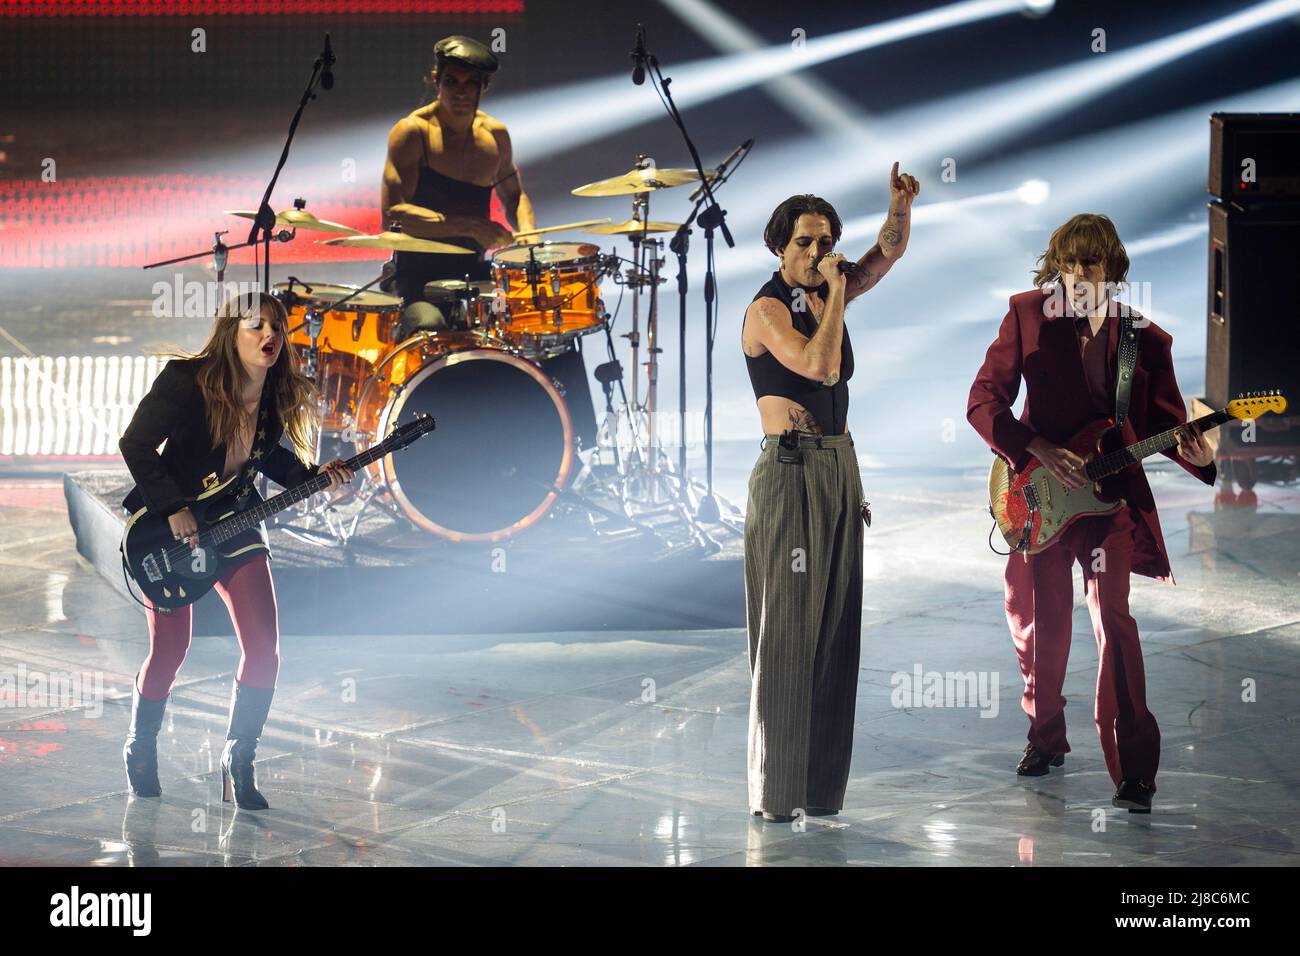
xmin=206 ymin=444 xmax=389 ymax=545
xmin=1084 ymin=409 xmax=1230 ymax=481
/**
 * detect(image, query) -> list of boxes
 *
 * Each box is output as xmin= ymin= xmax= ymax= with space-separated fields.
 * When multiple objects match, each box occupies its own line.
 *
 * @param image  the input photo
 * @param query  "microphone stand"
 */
xmin=669 ymin=146 xmax=749 ymax=488
xmin=645 ymin=43 xmax=734 ymax=522
xmin=245 ymin=36 xmax=334 ymax=292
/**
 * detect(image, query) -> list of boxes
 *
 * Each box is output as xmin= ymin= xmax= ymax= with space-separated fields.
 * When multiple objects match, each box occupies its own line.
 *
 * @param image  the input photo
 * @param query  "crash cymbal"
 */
xmin=571 ymin=166 xmax=702 ymax=197
xmin=585 ymin=218 xmax=683 ymax=236
xmin=319 ymin=232 xmax=475 ymax=254
xmin=225 ymin=208 xmax=363 ymax=235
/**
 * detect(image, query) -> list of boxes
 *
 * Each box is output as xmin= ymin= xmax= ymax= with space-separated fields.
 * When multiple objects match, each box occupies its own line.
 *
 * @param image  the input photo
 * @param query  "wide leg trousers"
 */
xmin=744 ymin=432 xmax=865 ymax=816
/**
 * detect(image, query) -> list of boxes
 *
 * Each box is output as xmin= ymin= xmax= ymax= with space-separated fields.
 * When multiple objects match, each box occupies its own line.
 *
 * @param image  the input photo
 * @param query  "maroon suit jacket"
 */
xmin=968 ymin=288 xmax=1216 ymax=582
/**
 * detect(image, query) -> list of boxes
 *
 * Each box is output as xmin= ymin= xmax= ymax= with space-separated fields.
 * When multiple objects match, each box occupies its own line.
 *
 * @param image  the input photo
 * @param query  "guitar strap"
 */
xmin=232 ymin=382 xmax=274 ymax=507
xmin=1113 ymin=310 xmax=1142 ymax=429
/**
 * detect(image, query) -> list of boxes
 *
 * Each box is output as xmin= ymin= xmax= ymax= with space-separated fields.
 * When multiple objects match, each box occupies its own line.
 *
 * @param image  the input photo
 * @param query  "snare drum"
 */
xmin=491 ymin=242 xmax=607 ymax=353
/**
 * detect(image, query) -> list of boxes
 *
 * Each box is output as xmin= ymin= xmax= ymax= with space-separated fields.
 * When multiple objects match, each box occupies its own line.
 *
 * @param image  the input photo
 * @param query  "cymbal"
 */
xmin=572 ymin=166 xmax=702 ymax=197
xmin=271 ymin=281 xmax=401 ymax=311
xmin=585 ymin=218 xmax=683 ymax=236
xmin=225 ymin=208 xmax=362 ymax=235
xmin=424 ymin=278 xmax=495 ymax=296
xmin=319 ymin=232 xmax=475 ymax=254
xmin=512 ymin=218 xmax=612 ymax=238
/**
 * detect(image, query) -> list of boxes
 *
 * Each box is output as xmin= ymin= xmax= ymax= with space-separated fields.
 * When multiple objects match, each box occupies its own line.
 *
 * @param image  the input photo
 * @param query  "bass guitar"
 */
xmin=121 ymin=414 xmax=435 ymax=609
xmin=988 ymin=392 xmax=1287 ymax=555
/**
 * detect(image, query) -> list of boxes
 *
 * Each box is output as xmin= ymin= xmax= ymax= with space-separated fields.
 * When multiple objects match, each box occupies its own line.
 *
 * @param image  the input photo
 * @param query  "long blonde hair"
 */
xmin=166 ymin=291 xmax=318 ymax=463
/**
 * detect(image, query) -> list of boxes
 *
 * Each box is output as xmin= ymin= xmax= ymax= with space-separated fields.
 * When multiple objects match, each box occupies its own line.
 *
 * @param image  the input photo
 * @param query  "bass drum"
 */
xmin=355 ymin=332 xmax=575 ymax=542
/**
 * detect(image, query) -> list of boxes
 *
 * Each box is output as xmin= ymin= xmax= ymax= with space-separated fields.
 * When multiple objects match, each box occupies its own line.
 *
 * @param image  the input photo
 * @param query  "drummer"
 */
xmin=381 ymin=35 xmax=531 ymax=335
xmin=381 ymin=33 xmax=598 ymax=450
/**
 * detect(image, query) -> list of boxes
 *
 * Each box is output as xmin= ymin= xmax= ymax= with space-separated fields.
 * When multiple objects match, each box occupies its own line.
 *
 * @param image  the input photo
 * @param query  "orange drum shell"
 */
xmin=492 ymin=261 xmax=603 ymax=338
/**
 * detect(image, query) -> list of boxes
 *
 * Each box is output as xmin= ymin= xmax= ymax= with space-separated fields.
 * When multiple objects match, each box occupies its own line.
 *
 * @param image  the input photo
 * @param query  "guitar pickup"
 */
xmin=142 ymin=552 xmax=164 ymax=583
xmin=1022 ymin=483 xmax=1040 ymax=512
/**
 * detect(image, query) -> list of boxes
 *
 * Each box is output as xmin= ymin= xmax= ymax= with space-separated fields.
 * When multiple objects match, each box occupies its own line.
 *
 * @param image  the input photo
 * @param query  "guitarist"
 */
xmin=118 ymin=291 xmax=353 ymax=810
xmin=967 ymin=213 xmax=1215 ymax=813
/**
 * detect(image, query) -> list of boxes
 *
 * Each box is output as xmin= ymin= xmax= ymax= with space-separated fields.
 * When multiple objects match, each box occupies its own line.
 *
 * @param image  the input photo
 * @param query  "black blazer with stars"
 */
xmin=119 ymin=358 xmax=318 ymax=522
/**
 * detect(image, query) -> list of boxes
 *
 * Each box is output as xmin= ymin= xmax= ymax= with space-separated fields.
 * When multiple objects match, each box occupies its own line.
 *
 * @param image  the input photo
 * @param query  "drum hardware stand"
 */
xmin=604 ymin=172 xmax=683 ymax=508
xmin=529 ymin=474 xmax=663 ymax=540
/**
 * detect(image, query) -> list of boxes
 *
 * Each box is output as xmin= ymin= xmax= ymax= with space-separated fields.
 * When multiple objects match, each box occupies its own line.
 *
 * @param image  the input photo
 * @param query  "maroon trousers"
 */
xmin=1003 ymin=507 xmax=1161 ymax=791
xmin=137 ymin=554 xmax=280 ymax=700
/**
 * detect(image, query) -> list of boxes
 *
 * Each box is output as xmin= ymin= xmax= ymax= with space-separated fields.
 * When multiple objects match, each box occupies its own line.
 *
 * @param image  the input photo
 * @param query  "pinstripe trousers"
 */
xmin=744 ymin=432 xmax=865 ymax=816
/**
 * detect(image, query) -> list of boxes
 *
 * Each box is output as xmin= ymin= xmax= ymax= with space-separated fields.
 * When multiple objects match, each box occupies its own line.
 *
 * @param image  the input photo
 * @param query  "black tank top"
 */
xmin=393 ymin=121 xmax=495 ymax=305
xmin=744 ymin=270 xmax=854 ymax=435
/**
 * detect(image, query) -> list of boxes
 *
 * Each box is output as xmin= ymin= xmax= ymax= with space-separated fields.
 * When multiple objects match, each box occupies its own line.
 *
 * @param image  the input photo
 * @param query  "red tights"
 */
xmin=136 ymin=554 xmax=280 ymax=700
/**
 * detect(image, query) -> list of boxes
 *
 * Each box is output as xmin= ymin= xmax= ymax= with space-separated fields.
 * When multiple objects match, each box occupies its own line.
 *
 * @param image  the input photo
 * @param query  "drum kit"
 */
xmin=222 ymin=157 xmax=722 ymax=547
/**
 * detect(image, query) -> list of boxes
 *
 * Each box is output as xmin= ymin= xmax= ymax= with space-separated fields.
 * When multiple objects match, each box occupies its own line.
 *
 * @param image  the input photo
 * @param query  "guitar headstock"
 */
xmin=1227 ymin=390 xmax=1288 ymax=420
xmin=381 ymin=413 xmax=437 ymax=452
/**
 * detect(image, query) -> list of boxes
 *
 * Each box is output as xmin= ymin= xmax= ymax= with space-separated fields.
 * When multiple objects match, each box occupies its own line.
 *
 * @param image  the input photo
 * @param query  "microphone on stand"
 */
xmin=631 ymin=25 xmax=647 ymax=86
xmin=320 ymin=33 xmax=335 ymax=91
xmin=689 ymin=138 xmax=754 ymax=202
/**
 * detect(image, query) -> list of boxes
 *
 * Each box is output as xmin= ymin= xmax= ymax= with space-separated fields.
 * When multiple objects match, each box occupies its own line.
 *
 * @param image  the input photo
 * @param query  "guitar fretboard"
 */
xmin=205 ymin=442 xmax=394 ymax=546
xmin=1083 ymin=409 xmax=1232 ymax=481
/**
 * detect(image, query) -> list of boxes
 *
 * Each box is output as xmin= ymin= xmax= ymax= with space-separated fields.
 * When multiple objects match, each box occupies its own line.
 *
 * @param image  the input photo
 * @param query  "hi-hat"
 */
xmin=572 ymin=166 xmax=702 ymax=197
xmin=225 ymin=208 xmax=362 ymax=235
xmin=585 ymin=218 xmax=683 ymax=236
xmin=424 ymin=278 xmax=495 ymax=296
xmin=320 ymin=232 xmax=474 ymax=254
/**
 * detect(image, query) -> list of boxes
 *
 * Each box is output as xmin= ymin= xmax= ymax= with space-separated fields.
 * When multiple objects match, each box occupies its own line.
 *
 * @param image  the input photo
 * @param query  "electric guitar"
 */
xmin=121 ymin=414 xmax=435 ymax=609
xmin=988 ymin=392 xmax=1287 ymax=555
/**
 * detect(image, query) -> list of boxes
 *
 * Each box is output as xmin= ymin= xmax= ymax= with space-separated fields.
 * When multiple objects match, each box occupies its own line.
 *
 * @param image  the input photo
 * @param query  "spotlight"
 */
xmin=1017 ymin=180 xmax=1050 ymax=204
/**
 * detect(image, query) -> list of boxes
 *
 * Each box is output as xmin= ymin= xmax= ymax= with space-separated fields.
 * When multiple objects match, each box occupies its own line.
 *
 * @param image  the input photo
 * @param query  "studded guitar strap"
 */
xmin=1113 ymin=310 xmax=1142 ymax=429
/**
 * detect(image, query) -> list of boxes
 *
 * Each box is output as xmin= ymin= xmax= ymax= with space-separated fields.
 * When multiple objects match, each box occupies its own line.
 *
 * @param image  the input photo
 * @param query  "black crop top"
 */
xmin=744 ymin=271 xmax=854 ymax=435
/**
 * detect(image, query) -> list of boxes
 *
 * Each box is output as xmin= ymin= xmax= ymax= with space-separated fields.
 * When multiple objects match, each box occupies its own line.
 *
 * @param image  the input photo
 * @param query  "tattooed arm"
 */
xmin=846 ymin=161 xmax=919 ymax=303
xmin=744 ymin=261 xmax=847 ymax=384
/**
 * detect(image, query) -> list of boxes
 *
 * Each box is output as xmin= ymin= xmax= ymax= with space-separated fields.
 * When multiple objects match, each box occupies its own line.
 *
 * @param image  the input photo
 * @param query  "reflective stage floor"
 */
xmin=1 ymin=455 xmax=1297 ymax=866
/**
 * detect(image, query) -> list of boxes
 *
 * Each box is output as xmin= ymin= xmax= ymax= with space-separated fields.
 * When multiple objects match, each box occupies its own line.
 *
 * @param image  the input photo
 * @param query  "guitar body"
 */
xmin=119 ymin=412 xmax=437 ymax=610
xmin=121 ymin=475 xmax=266 ymax=611
xmin=989 ymin=418 xmax=1127 ymax=555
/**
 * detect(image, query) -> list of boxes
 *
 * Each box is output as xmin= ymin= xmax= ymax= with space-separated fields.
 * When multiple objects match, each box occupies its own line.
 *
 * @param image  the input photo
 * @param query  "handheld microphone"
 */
xmin=321 ymin=34 xmax=335 ymax=91
xmin=631 ymin=25 xmax=646 ymax=86
xmin=813 ymin=252 xmax=858 ymax=276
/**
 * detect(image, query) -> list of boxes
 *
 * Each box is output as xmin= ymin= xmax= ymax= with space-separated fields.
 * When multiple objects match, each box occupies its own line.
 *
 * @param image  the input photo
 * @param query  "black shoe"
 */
xmin=805 ymin=807 xmax=839 ymax=816
xmin=1111 ymin=778 xmax=1153 ymax=813
xmin=220 ymin=682 xmax=274 ymax=811
xmin=761 ymin=811 xmax=796 ymax=823
xmin=1016 ymin=743 xmax=1065 ymax=776
xmin=122 ymin=676 xmax=167 ymax=798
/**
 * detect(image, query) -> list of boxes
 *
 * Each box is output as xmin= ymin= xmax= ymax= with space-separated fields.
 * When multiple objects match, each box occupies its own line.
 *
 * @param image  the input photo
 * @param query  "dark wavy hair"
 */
xmin=763 ymin=194 xmax=843 ymax=255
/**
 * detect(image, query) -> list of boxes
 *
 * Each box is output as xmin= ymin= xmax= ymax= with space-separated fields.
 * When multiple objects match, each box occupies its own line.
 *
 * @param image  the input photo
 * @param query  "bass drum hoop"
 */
xmin=366 ymin=343 xmax=576 ymax=543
